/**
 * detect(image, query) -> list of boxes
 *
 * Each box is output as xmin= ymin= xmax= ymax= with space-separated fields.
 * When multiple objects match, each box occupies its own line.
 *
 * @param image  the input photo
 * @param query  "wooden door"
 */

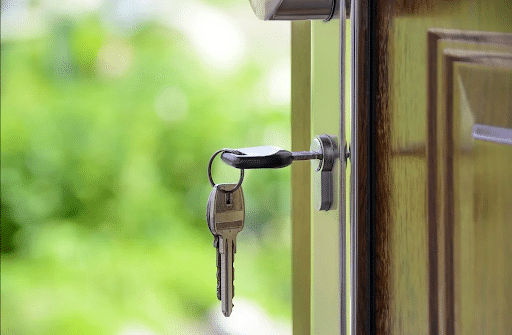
xmin=290 ymin=0 xmax=511 ymax=333
xmin=351 ymin=0 xmax=512 ymax=333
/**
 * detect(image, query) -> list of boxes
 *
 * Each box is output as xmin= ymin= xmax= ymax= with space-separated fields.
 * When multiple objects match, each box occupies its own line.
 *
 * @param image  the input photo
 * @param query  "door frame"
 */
xmin=291 ymin=2 xmax=349 ymax=332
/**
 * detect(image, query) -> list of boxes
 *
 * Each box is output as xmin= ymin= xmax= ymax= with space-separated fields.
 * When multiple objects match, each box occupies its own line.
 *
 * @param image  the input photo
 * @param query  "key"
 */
xmin=207 ymin=183 xmax=245 ymax=317
xmin=220 ymin=146 xmax=322 ymax=169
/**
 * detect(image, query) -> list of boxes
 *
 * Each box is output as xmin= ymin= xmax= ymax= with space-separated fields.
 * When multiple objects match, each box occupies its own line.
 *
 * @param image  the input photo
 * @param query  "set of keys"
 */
xmin=206 ymin=182 xmax=244 ymax=317
xmin=206 ymin=149 xmax=247 ymax=317
xmin=206 ymin=143 xmax=332 ymax=317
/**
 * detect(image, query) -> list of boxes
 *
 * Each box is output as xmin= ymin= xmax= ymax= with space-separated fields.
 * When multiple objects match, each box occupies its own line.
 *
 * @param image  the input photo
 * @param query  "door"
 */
xmin=289 ymin=0 xmax=512 ymax=334
xmin=351 ymin=0 xmax=512 ymax=333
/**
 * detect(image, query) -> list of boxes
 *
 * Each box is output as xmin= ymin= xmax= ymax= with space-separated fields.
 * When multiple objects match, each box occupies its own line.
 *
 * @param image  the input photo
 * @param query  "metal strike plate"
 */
xmin=311 ymin=134 xmax=339 ymax=211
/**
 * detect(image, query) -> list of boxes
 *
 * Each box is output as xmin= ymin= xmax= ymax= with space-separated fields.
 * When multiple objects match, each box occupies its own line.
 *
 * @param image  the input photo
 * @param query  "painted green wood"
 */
xmin=291 ymin=20 xmax=311 ymax=335
xmin=310 ymin=19 xmax=342 ymax=335
xmin=292 ymin=19 xmax=351 ymax=334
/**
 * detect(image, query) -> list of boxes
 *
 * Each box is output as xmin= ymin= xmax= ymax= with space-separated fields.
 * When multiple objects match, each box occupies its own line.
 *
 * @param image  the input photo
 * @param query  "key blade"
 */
xmin=211 ymin=184 xmax=244 ymax=317
xmin=219 ymin=234 xmax=235 ymax=317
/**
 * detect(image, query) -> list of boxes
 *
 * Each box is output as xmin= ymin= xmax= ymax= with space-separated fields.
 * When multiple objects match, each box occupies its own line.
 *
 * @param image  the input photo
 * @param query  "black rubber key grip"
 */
xmin=220 ymin=146 xmax=293 ymax=169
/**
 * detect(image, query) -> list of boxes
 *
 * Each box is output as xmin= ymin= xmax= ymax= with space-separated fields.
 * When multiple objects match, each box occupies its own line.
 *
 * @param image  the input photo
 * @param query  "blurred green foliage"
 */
xmin=1 ymin=7 xmax=291 ymax=334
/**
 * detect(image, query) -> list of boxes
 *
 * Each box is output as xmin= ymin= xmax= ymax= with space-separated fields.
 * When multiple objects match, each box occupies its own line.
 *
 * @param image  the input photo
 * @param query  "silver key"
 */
xmin=207 ymin=183 xmax=245 ymax=317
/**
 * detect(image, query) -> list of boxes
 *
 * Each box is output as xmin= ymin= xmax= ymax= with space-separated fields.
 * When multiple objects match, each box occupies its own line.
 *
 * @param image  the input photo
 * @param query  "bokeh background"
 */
xmin=1 ymin=0 xmax=292 ymax=333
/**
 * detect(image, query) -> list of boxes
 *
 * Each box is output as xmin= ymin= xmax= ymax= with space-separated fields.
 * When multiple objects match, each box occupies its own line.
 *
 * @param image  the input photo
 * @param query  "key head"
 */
xmin=220 ymin=146 xmax=293 ymax=169
xmin=208 ymin=184 xmax=245 ymax=235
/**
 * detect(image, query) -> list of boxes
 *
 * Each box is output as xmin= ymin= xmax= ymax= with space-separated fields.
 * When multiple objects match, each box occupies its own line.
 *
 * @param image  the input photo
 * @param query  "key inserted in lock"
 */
xmin=220 ymin=146 xmax=322 ymax=169
xmin=220 ymin=134 xmax=339 ymax=210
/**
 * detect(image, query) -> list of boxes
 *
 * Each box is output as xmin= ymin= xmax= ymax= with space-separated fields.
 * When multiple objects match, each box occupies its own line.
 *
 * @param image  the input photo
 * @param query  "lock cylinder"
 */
xmin=249 ymin=0 xmax=339 ymax=21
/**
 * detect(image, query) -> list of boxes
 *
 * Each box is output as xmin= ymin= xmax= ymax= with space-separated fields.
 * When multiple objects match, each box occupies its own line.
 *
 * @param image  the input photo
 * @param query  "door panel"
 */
xmin=355 ymin=0 xmax=512 ymax=333
xmin=428 ymin=30 xmax=512 ymax=334
xmin=454 ymin=61 xmax=512 ymax=333
xmin=445 ymin=48 xmax=512 ymax=334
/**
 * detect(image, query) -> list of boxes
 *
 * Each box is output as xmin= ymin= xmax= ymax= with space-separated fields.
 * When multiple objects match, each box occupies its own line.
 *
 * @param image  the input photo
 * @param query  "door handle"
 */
xmin=249 ymin=0 xmax=340 ymax=21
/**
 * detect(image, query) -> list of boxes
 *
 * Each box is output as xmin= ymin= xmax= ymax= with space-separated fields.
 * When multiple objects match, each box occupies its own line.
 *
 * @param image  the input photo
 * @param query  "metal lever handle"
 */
xmin=249 ymin=0 xmax=340 ymax=21
xmin=220 ymin=147 xmax=322 ymax=169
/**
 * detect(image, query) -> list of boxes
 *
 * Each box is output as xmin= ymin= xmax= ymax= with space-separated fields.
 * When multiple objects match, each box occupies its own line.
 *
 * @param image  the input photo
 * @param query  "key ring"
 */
xmin=208 ymin=148 xmax=245 ymax=193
